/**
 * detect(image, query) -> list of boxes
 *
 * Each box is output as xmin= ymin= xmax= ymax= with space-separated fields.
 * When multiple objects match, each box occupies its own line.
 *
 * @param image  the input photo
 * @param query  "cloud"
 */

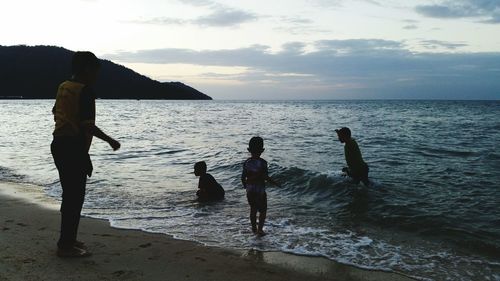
xmin=105 ymin=39 xmax=500 ymax=99
xmin=415 ymin=0 xmax=500 ymax=23
xmin=280 ymin=16 xmax=313 ymax=25
xmin=194 ymin=7 xmax=257 ymax=26
xmin=314 ymin=39 xmax=403 ymax=52
xmin=272 ymin=16 xmax=330 ymax=35
xmin=403 ymin=24 xmax=418 ymax=30
xmin=308 ymin=0 xmax=380 ymax=8
xmin=179 ymin=0 xmax=213 ymax=6
xmin=401 ymin=19 xmax=419 ymax=30
xmin=307 ymin=0 xmax=344 ymax=8
xmin=130 ymin=2 xmax=258 ymax=27
xmin=419 ymin=40 xmax=468 ymax=50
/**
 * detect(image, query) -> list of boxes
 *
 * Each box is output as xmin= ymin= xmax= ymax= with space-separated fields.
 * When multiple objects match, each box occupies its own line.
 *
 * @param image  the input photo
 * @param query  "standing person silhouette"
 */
xmin=51 ymin=51 xmax=120 ymax=257
xmin=241 ymin=137 xmax=279 ymax=236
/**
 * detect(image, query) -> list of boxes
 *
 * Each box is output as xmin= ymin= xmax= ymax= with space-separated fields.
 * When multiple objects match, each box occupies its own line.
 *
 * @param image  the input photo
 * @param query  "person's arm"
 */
xmin=198 ymin=175 xmax=206 ymax=191
xmin=263 ymin=160 xmax=281 ymax=187
xmin=241 ymin=162 xmax=247 ymax=189
xmin=82 ymin=124 xmax=120 ymax=150
xmin=80 ymin=86 xmax=120 ymax=151
xmin=52 ymin=105 xmax=56 ymax=121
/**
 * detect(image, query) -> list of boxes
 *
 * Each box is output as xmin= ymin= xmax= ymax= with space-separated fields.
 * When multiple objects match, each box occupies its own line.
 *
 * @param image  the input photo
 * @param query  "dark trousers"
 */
xmin=51 ymin=136 xmax=89 ymax=249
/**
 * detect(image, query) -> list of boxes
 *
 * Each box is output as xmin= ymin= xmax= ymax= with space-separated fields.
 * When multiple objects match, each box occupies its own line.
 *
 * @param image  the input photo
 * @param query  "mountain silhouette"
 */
xmin=0 ymin=45 xmax=211 ymax=100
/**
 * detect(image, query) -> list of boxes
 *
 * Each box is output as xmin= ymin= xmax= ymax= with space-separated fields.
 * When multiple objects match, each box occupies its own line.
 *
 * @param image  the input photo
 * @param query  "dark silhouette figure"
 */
xmin=51 ymin=51 xmax=121 ymax=258
xmin=241 ymin=137 xmax=279 ymax=236
xmin=194 ymin=161 xmax=225 ymax=202
xmin=335 ymin=127 xmax=370 ymax=186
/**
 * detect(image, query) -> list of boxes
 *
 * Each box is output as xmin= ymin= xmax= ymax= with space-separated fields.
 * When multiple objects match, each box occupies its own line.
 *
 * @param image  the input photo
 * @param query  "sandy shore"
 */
xmin=0 ymin=181 xmax=414 ymax=281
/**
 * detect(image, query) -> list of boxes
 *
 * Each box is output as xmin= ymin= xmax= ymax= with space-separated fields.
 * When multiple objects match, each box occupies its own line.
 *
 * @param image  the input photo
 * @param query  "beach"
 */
xmin=0 ymin=181 xmax=413 ymax=281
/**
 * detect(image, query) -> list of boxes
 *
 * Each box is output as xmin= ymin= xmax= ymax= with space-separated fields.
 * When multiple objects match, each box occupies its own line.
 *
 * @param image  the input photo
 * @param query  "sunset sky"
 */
xmin=1 ymin=0 xmax=500 ymax=99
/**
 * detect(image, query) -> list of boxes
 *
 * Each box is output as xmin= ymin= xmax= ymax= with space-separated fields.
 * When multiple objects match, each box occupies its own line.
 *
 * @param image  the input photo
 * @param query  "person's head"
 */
xmin=335 ymin=127 xmax=351 ymax=143
xmin=248 ymin=136 xmax=265 ymax=157
xmin=71 ymin=51 xmax=101 ymax=85
xmin=194 ymin=161 xmax=207 ymax=176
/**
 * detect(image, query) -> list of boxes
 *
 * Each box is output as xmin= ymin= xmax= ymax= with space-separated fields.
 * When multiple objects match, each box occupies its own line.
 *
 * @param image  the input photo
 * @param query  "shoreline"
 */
xmin=0 ymin=181 xmax=414 ymax=281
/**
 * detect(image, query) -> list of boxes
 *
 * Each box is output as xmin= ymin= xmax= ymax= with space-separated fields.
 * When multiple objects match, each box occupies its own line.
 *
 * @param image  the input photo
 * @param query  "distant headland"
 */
xmin=0 ymin=45 xmax=211 ymax=100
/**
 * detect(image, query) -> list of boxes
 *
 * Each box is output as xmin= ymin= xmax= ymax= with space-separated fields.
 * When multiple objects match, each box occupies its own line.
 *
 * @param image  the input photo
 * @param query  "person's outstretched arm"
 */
xmin=79 ymin=86 xmax=120 ymax=151
xmin=83 ymin=124 xmax=120 ymax=151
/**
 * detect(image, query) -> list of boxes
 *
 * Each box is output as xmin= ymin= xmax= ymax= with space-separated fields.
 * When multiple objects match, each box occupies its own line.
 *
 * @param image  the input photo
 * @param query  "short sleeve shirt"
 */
xmin=53 ymin=80 xmax=96 ymax=137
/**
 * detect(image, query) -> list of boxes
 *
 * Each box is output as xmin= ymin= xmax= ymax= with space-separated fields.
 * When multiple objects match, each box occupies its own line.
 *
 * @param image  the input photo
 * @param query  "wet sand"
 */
xmin=0 ymin=181 xmax=415 ymax=281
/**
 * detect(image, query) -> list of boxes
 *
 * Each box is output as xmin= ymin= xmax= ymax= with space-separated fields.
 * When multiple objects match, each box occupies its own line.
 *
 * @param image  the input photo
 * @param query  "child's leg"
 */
xmin=247 ymin=192 xmax=258 ymax=233
xmin=250 ymin=207 xmax=257 ymax=233
xmin=257 ymin=192 xmax=267 ymax=235
xmin=361 ymin=178 xmax=370 ymax=186
xmin=361 ymin=164 xmax=370 ymax=186
xmin=258 ymin=210 xmax=266 ymax=234
xmin=353 ymin=178 xmax=361 ymax=184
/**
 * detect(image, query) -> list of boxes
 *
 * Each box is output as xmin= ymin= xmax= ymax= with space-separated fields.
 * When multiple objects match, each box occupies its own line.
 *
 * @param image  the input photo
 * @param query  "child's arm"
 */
xmin=241 ymin=165 xmax=247 ymax=189
xmin=264 ymin=162 xmax=281 ymax=187
xmin=198 ymin=175 xmax=209 ymax=191
xmin=241 ymin=177 xmax=247 ymax=189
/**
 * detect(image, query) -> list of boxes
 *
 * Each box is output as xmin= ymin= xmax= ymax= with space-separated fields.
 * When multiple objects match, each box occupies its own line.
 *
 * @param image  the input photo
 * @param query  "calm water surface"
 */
xmin=1 ymin=100 xmax=499 ymax=281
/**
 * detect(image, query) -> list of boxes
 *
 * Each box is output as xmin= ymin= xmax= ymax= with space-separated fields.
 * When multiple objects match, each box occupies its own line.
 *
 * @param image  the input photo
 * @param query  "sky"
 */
xmin=1 ymin=0 xmax=500 ymax=99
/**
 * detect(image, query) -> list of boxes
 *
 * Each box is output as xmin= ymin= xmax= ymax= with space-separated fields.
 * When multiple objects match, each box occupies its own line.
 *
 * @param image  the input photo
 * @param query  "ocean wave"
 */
xmin=414 ymin=145 xmax=477 ymax=158
xmin=0 ymin=166 xmax=26 ymax=182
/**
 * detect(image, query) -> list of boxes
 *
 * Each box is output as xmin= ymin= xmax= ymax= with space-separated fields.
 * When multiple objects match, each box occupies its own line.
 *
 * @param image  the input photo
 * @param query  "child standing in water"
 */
xmin=335 ymin=127 xmax=370 ymax=186
xmin=241 ymin=137 xmax=279 ymax=236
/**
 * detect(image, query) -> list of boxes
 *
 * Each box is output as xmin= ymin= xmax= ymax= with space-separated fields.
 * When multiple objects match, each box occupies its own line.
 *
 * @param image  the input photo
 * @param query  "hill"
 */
xmin=0 ymin=45 xmax=211 ymax=100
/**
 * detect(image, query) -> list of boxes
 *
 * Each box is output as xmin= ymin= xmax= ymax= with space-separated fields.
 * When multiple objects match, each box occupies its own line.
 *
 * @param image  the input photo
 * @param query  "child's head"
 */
xmin=248 ymin=136 xmax=265 ymax=157
xmin=72 ymin=51 xmax=101 ymax=85
xmin=194 ymin=161 xmax=207 ymax=176
xmin=335 ymin=127 xmax=351 ymax=143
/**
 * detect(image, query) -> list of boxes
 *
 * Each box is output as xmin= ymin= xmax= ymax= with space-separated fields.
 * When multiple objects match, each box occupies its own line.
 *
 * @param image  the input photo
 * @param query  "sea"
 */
xmin=1 ymin=100 xmax=499 ymax=281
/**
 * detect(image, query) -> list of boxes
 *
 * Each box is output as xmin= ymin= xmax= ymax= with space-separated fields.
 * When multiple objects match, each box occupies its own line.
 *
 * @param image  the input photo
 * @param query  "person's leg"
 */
xmin=361 ymin=164 xmax=370 ymax=186
xmin=361 ymin=178 xmax=370 ymax=186
xmin=247 ymin=192 xmax=258 ymax=233
xmin=257 ymin=192 xmax=267 ymax=235
xmin=57 ymin=166 xmax=86 ymax=249
xmin=250 ymin=208 xmax=258 ymax=233
xmin=258 ymin=211 xmax=266 ymax=233
xmin=351 ymin=177 xmax=361 ymax=184
xmin=52 ymin=139 xmax=86 ymax=249
xmin=70 ymin=172 xmax=87 ymax=243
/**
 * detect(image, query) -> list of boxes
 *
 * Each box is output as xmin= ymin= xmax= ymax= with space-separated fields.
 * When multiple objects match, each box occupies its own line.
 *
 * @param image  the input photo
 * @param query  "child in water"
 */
xmin=194 ymin=161 xmax=225 ymax=202
xmin=241 ymin=137 xmax=279 ymax=236
xmin=335 ymin=127 xmax=370 ymax=186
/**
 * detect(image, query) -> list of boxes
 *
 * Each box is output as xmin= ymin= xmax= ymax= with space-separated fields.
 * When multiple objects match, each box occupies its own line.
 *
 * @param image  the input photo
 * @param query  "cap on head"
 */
xmin=72 ymin=51 xmax=100 ymax=75
xmin=248 ymin=136 xmax=264 ymax=153
xmin=335 ymin=127 xmax=351 ymax=138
